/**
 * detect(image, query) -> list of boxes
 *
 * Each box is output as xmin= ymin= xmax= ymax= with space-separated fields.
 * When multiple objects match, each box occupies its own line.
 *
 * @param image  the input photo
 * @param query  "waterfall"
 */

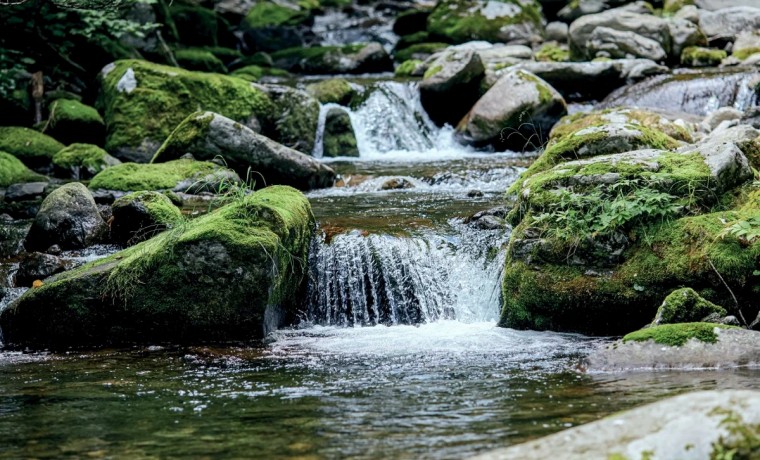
xmin=304 ymin=223 xmax=509 ymax=327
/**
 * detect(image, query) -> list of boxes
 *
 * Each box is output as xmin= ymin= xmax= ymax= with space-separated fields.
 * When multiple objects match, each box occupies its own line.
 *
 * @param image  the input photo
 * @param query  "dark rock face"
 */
xmin=15 ymin=252 xmax=67 ymax=287
xmin=419 ymin=48 xmax=485 ymax=125
xmin=322 ymin=108 xmax=359 ymax=158
xmin=110 ymin=191 xmax=184 ymax=246
xmin=25 ymin=182 xmax=107 ymax=252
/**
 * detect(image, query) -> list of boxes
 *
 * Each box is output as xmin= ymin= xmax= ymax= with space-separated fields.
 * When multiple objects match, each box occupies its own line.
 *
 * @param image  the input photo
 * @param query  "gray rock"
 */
xmin=545 ymin=21 xmax=568 ymax=43
xmin=4 ymin=182 xmax=48 ymax=202
xmin=462 ymin=69 xmax=567 ymax=149
xmin=686 ymin=140 xmax=753 ymax=192
xmin=699 ymin=6 xmax=760 ymax=44
xmin=419 ymin=48 xmax=485 ymax=125
xmin=470 ymin=390 xmax=760 ymax=459
xmin=586 ymin=26 xmax=668 ymax=61
xmin=733 ymin=30 xmax=760 ymax=60
xmin=667 ymin=17 xmax=708 ymax=59
xmin=696 ymin=0 xmax=760 ymax=10
xmin=557 ymin=0 xmax=636 ymax=22
xmin=25 ymin=182 xmax=107 ymax=251
xmin=273 ymin=42 xmax=393 ymax=74
xmin=0 ymin=220 xmax=30 ymax=258
xmin=380 ymin=177 xmax=415 ymax=190
xmin=15 ymin=252 xmax=67 ymax=287
xmin=153 ymin=111 xmax=336 ymax=191
xmin=674 ymin=4 xmax=701 ymax=23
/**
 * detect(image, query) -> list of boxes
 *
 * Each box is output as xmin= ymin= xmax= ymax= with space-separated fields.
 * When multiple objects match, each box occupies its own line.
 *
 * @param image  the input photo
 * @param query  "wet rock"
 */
xmin=0 ymin=219 xmax=30 ymax=259
xmin=466 ymin=189 xmax=484 ymax=198
xmin=46 ymin=244 xmax=62 ymax=256
xmin=152 ymin=111 xmax=335 ymax=191
xmin=545 ymin=21 xmax=568 ymax=43
xmin=461 ymin=69 xmax=566 ymax=149
xmin=587 ymin=27 xmax=667 ymax=61
xmin=25 ymin=182 xmax=107 ymax=251
xmin=4 ymin=182 xmax=47 ymax=202
xmin=0 ymin=127 xmax=64 ymax=171
xmin=257 ymin=84 xmax=320 ymax=154
xmin=110 ymin=191 xmax=184 ymax=246
xmin=419 ymin=48 xmax=485 ymax=125
xmin=393 ymin=9 xmax=430 ymax=36
xmin=699 ymin=6 xmax=760 ymax=45
xmin=380 ymin=177 xmax=415 ymax=190
xmin=52 ymin=143 xmax=121 ymax=180
xmin=271 ymin=43 xmax=393 ymax=75
xmin=651 ymin=288 xmax=727 ymax=326
xmin=322 ymin=108 xmax=359 ymax=158
xmin=15 ymin=252 xmax=67 ymax=287
xmin=472 ymin=390 xmax=760 ymax=459
xmin=43 ymin=99 xmax=106 ymax=146
xmin=238 ymin=1 xmax=312 ymax=53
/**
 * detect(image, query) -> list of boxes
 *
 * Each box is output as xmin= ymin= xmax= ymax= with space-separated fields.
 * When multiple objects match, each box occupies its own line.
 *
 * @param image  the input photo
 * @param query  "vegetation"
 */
xmin=681 ymin=47 xmax=727 ymax=67
xmin=305 ymin=79 xmax=356 ymax=105
xmin=0 ymin=150 xmax=46 ymax=187
xmin=89 ymin=158 xmax=233 ymax=191
xmin=653 ymin=288 xmax=727 ymax=325
xmin=622 ymin=322 xmax=735 ymax=347
xmin=0 ymin=126 xmax=65 ymax=168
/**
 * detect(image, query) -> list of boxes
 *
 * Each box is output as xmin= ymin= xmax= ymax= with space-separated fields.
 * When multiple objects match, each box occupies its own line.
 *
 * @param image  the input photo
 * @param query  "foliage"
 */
xmin=0 ymin=49 xmax=34 ymax=101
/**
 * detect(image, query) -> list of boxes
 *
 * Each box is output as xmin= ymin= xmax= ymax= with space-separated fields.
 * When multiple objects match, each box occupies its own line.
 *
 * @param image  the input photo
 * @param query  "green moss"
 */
xmin=229 ymin=65 xmax=290 ymax=82
xmin=199 ymin=47 xmax=243 ymax=62
xmin=395 ymin=59 xmax=423 ymax=77
xmin=46 ymin=98 xmax=104 ymax=130
xmin=153 ymin=111 xmax=214 ymax=159
xmin=653 ymin=287 xmax=727 ymax=325
xmin=241 ymin=2 xmax=310 ymax=29
xmin=535 ymin=43 xmax=570 ymax=62
xmin=174 ymin=49 xmax=227 ymax=73
xmin=98 ymin=59 xmax=273 ymax=159
xmin=424 ymin=65 xmax=443 ymax=79
xmin=305 ymin=78 xmax=356 ymax=105
xmin=52 ymin=143 xmax=117 ymax=176
xmin=681 ymin=46 xmax=727 ymax=67
xmin=169 ymin=4 xmax=220 ymax=47
xmin=0 ymin=150 xmax=46 ymax=187
xmin=0 ymin=126 xmax=65 ymax=168
xmin=733 ymin=47 xmax=760 ymax=61
xmin=111 ymin=190 xmax=184 ymax=244
xmin=394 ymin=43 xmax=448 ymax=62
xmin=710 ymin=409 xmax=760 ymax=460
xmin=89 ymin=158 xmax=227 ymax=191
xmin=395 ymin=31 xmax=432 ymax=51
xmin=427 ymin=0 xmax=543 ymax=44
xmin=623 ymin=322 xmax=735 ymax=346
xmin=663 ymin=0 xmax=694 ymax=14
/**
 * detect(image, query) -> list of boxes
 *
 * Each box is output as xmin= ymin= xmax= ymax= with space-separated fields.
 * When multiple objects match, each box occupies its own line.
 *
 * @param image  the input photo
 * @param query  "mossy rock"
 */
xmin=534 ymin=42 xmax=570 ymax=62
xmin=395 ymin=59 xmax=424 ymax=77
xmin=426 ymin=0 xmax=544 ymax=45
xmin=652 ymin=288 xmax=727 ymax=326
xmin=169 ymin=4 xmax=221 ymax=47
xmin=305 ymin=79 xmax=356 ymax=105
xmin=110 ymin=190 xmax=184 ymax=245
xmin=271 ymin=43 xmax=392 ymax=74
xmin=43 ymin=99 xmax=106 ymax=146
xmin=89 ymin=158 xmax=240 ymax=193
xmin=322 ymin=107 xmax=359 ymax=158
xmin=623 ymin=322 xmax=735 ymax=347
xmin=52 ymin=143 xmax=122 ymax=180
xmin=663 ymin=0 xmax=694 ymax=14
xmin=0 ymin=185 xmax=315 ymax=349
xmin=229 ymin=65 xmax=290 ymax=82
xmin=393 ymin=42 xmax=448 ymax=63
xmin=98 ymin=59 xmax=274 ymax=163
xmin=263 ymin=85 xmax=321 ymax=153
xmin=0 ymin=151 xmax=47 ymax=187
xmin=174 ymin=49 xmax=228 ymax=73
xmin=199 ymin=47 xmax=243 ymax=64
xmin=0 ymin=126 xmax=65 ymax=170
xmin=681 ymin=46 xmax=727 ymax=67
xmin=241 ymin=1 xmax=311 ymax=29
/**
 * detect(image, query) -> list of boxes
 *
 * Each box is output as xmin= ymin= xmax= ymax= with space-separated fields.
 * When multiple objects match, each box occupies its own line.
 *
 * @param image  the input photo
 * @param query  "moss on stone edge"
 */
xmin=426 ymin=0 xmax=543 ymax=44
xmin=229 ymin=65 xmax=290 ymax=82
xmin=623 ymin=322 xmax=736 ymax=347
xmin=0 ymin=126 xmax=65 ymax=168
xmin=53 ymin=143 xmax=112 ymax=171
xmin=98 ymin=59 xmax=273 ymax=158
xmin=663 ymin=0 xmax=694 ymax=14
xmin=305 ymin=79 xmax=356 ymax=105
xmin=681 ymin=47 xmax=727 ymax=67
xmin=733 ymin=47 xmax=760 ymax=61
xmin=653 ymin=287 xmax=727 ymax=325
xmin=113 ymin=190 xmax=184 ymax=226
xmin=111 ymin=190 xmax=185 ymax=244
xmin=0 ymin=151 xmax=47 ymax=187
xmin=174 ymin=49 xmax=228 ymax=73
xmin=89 ymin=158 xmax=226 ymax=191
xmin=47 ymin=98 xmax=104 ymax=129
xmin=535 ymin=43 xmax=570 ymax=62
xmin=395 ymin=59 xmax=423 ymax=77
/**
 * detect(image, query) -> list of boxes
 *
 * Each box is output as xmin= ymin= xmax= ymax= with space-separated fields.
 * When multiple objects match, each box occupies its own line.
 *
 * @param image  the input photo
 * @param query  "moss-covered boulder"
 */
xmin=0 ymin=151 xmax=47 ymax=187
xmin=501 ymin=138 xmax=756 ymax=335
xmin=652 ymin=288 xmax=728 ymax=326
xmin=680 ymin=46 xmax=727 ymax=67
xmin=229 ymin=65 xmax=290 ymax=82
xmin=239 ymin=1 xmax=312 ymax=53
xmin=0 ymin=127 xmax=65 ymax=170
xmin=305 ymin=79 xmax=356 ymax=105
xmin=395 ymin=59 xmax=425 ymax=77
xmin=98 ymin=59 xmax=273 ymax=163
xmin=271 ymin=43 xmax=393 ymax=75
xmin=260 ymin=84 xmax=320 ymax=153
xmin=419 ymin=47 xmax=485 ymax=126
xmin=732 ymin=30 xmax=760 ymax=61
xmin=25 ymin=182 xmax=107 ymax=252
xmin=0 ymin=185 xmax=314 ymax=349
xmin=89 ymin=158 xmax=241 ymax=193
xmin=174 ymin=49 xmax=228 ymax=73
xmin=43 ymin=99 xmax=106 ymax=146
xmin=152 ymin=111 xmax=335 ymax=191
xmin=426 ymin=0 xmax=544 ymax=45
xmin=52 ymin=143 xmax=122 ymax=179
xmin=110 ymin=191 xmax=184 ymax=245
xmin=321 ymin=108 xmax=359 ymax=158
xmin=461 ymin=69 xmax=566 ymax=149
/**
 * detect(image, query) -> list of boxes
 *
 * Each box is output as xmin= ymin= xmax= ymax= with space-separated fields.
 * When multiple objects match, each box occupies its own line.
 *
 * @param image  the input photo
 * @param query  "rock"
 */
xmin=169 ymin=3 xmax=224 ymax=47
xmin=98 ymin=59 xmax=272 ymax=163
xmin=557 ymin=0 xmax=638 ymax=22
xmin=674 ymin=4 xmax=701 ymax=23
xmin=585 ymin=325 xmax=760 ymax=372
xmin=395 ymin=59 xmax=425 ymax=77
xmin=471 ymin=390 xmax=760 ymax=459
xmin=0 ymin=127 xmax=65 ymax=171
xmin=4 ymin=182 xmax=48 ymax=202
xmin=15 ymin=252 xmax=67 ymax=287
xmin=681 ymin=46 xmax=727 ymax=67
xmin=261 ymin=84 xmax=320 ymax=154
xmin=652 ymin=288 xmax=728 ymax=325
xmin=586 ymin=26 xmax=668 ymax=61
xmin=0 ymin=186 xmax=314 ymax=349
xmin=695 ymin=123 xmax=760 ymax=170
xmin=152 ymin=111 xmax=335 ymax=191
xmin=0 ymin=152 xmax=47 ymax=188
xmin=110 ymin=191 xmax=184 ymax=245
xmin=239 ymin=1 xmax=312 ymax=53
xmin=43 ymin=99 xmax=106 ymax=146
xmin=25 ymin=182 xmax=107 ymax=251
xmin=322 ymin=108 xmax=359 ymax=158
xmin=0 ymin=219 xmax=30 ymax=259
xmin=667 ymin=17 xmax=708 ymax=60
xmin=732 ymin=30 xmax=760 ymax=61
xmin=426 ymin=0 xmax=544 ymax=46
xmin=380 ymin=177 xmax=415 ymax=190
xmin=46 ymin=244 xmax=62 ymax=256
xmin=699 ymin=6 xmax=760 ymax=45
xmin=305 ymin=79 xmax=356 ymax=105
xmin=393 ymin=9 xmax=430 ymax=36
xmin=601 ymin=69 xmax=760 ymax=116
xmin=394 ymin=42 xmax=449 ymax=62
xmin=568 ymin=6 xmax=672 ymax=60
xmin=419 ymin=48 xmax=485 ymax=125
xmin=545 ymin=21 xmax=568 ymax=42
xmin=467 ymin=189 xmax=484 ymax=198
xmin=703 ymin=107 xmax=744 ymax=131
xmin=461 ymin=69 xmax=567 ymax=149
xmin=89 ymin=158 xmax=241 ymax=193
xmin=52 ymin=143 xmax=122 ymax=180
xmin=174 ymin=49 xmax=228 ymax=73
xmin=271 ymin=43 xmax=393 ymax=75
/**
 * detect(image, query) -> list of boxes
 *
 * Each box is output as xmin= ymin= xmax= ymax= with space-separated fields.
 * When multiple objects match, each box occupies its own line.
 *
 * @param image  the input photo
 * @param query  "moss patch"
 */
xmin=681 ymin=46 xmax=727 ymax=67
xmin=43 ymin=98 xmax=105 ymax=146
xmin=174 ymin=48 xmax=227 ymax=73
xmin=241 ymin=2 xmax=310 ymax=29
xmin=394 ymin=42 xmax=448 ymax=62
xmin=653 ymin=287 xmax=727 ymax=325
xmin=0 ymin=150 xmax=46 ymax=187
xmin=89 ymin=158 xmax=230 ymax=192
xmin=733 ymin=47 xmax=760 ymax=61
xmin=229 ymin=65 xmax=290 ymax=82
xmin=111 ymin=190 xmax=185 ymax=245
xmin=426 ymin=0 xmax=543 ymax=44
xmin=0 ymin=126 xmax=65 ymax=169
xmin=623 ymin=322 xmax=735 ymax=346
xmin=395 ymin=59 xmax=423 ymax=77
xmin=305 ymin=79 xmax=355 ymax=105
xmin=535 ymin=43 xmax=570 ymax=62
xmin=52 ymin=143 xmax=119 ymax=178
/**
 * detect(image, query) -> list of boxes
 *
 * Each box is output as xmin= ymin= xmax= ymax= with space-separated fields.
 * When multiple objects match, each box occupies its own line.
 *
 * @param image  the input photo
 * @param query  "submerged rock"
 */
xmin=89 ymin=158 xmax=241 ymax=193
xmin=0 ymin=186 xmax=314 ymax=349
xmin=471 ymin=390 xmax=760 ymax=459
xmin=110 ymin=191 xmax=184 ymax=246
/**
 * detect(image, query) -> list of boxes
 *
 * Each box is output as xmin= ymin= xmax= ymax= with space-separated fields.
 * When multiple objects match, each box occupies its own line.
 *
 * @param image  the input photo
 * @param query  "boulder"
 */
xmin=471 ymin=390 xmax=760 ymax=459
xmin=257 ymin=84 xmax=320 ymax=154
xmin=174 ymin=49 xmax=228 ymax=73
xmin=305 ymin=79 xmax=356 ymax=105
xmin=586 ymin=26 xmax=667 ymax=61
xmin=89 ymin=158 xmax=241 ymax=193
xmin=0 ymin=186 xmax=315 ymax=349
xmin=652 ymin=288 xmax=728 ymax=325
xmin=0 ymin=151 xmax=47 ymax=188
xmin=419 ymin=48 xmax=485 ymax=125
xmin=667 ymin=17 xmax=707 ymax=60
xmin=557 ymin=0 xmax=636 ymax=22
xmin=702 ymin=107 xmax=744 ymax=131
xmin=15 ymin=252 xmax=67 ymax=287
xmin=0 ymin=127 xmax=65 ymax=171
xmin=0 ymin=219 xmax=30 ymax=259
xmin=461 ymin=69 xmax=566 ymax=149
xmin=52 ymin=143 xmax=122 ymax=180
xmin=699 ymin=6 xmax=760 ymax=45
xmin=4 ymin=182 xmax=48 ymax=202
xmin=169 ymin=3 xmax=224 ymax=47
xmin=239 ymin=1 xmax=312 ymax=53
xmin=426 ymin=0 xmax=544 ymax=46
xmin=321 ymin=108 xmax=359 ymax=158
xmin=732 ymin=30 xmax=760 ymax=61
xmin=681 ymin=46 xmax=727 ymax=67
xmin=152 ymin=111 xmax=336 ymax=191
xmin=43 ymin=99 xmax=106 ymax=146
xmin=271 ymin=43 xmax=393 ymax=75
xmin=110 ymin=191 xmax=184 ymax=245
xmin=98 ymin=59 xmax=273 ymax=163
xmin=25 ymin=182 xmax=107 ymax=251
xmin=545 ymin=21 xmax=568 ymax=42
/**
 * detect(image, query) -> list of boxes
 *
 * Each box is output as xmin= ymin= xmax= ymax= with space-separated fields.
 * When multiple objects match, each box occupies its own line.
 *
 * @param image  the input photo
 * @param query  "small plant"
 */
xmin=718 ymin=217 xmax=760 ymax=243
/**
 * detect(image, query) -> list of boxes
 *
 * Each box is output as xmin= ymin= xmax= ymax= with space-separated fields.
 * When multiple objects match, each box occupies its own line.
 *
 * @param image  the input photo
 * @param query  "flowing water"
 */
xmin=1 ymin=80 xmax=759 ymax=459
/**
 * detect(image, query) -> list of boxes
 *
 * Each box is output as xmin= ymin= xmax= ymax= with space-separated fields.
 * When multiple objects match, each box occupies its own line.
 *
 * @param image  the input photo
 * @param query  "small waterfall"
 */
xmin=304 ymin=223 xmax=509 ymax=327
